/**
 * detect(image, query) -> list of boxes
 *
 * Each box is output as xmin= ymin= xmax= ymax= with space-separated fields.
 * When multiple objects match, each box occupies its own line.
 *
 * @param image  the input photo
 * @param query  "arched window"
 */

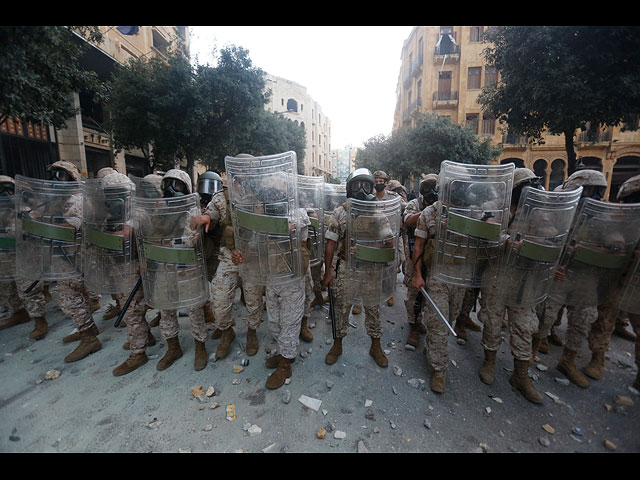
xmin=533 ymin=159 xmax=548 ymax=188
xmin=549 ymin=159 xmax=566 ymax=191
xmin=287 ymin=98 xmax=298 ymax=112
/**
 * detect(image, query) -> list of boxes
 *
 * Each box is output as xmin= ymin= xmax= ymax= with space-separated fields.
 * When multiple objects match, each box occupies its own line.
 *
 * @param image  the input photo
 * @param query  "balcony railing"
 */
xmin=578 ymin=131 xmax=612 ymax=143
xmin=433 ymin=91 xmax=458 ymax=102
xmin=434 ymin=44 xmax=460 ymax=56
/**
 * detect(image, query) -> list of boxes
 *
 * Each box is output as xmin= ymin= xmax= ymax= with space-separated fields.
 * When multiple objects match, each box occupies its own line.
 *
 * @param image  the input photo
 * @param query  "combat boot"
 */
xmin=584 ymin=350 xmax=605 ymax=380
xmin=548 ymin=330 xmax=563 ymax=346
xmin=406 ymin=322 xmax=420 ymax=348
xmin=310 ymin=292 xmax=326 ymax=308
xmin=211 ymin=328 xmax=222 ymax=340
xmin=64 ymin=328 xmax=102 ymax=363
xmin=453 ymin=318 xmax=467 ymax=341
xmin=266 ymin=354 xmax=296 ymax=369
xmin=0 ymin=308 xmax=30 ymax=330
xmin=245 ymin=327 xmax=258 ymax=356
xmin=369 ymin=337 xmax=388 ymax=367
xmin=430 ymin=370 xmax=446 ymax=393
xmin=351 ymin=304 xmax=362 ymax=315
xmin=614 ymin=321 xmax=636 ymax=341
xmin=387 ymin=296 xmax=395 ymax=307
xmin=102 ymin=303 xmax=122 ymax=321
xmin=123 ymin=330 xmax=156 ymax=350
xmin=299 ymin=316 xmax=313 ymax=342
xmin=29 ymin=317 xmax=48 ymax=340
xmin=194 ymin=340 xmax=208 ymax=371
xmin=479 ymin=349 xmax=497 ymax=385
xmin=266 ymin=356 xmax=292 ymax=390
xmin=113 ymin=352 xmax=148 ymax=376
xmin=203 ymin=302 xmax=215 ymax=326
xmin=509 ymin=358 xmax=544 ymax=404
xmin=215 ymin=327 xmax=236 ymax=359
xmin=63 ymin=323 xmax=99 ymax=344
xmin=157 ymin=336 xmax=183 ymax=371
xmin=464 ymin=315 xmax=482 ymax=332
xmin=557 ymin=347 xmax=589 ymax=388
xmin=148 ymin=311 xmax=161 ymax=327
xmin=325 ymin=337 xmax=342 ymax=365
xmin=538 ymin=337 xmax=549 ymax=354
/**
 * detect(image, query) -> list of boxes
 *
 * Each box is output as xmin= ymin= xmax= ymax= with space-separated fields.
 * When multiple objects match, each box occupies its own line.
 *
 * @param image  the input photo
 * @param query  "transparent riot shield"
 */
xmin=497 ymin=186 xmax=583 ymax=307
xmin=128 ymin=174 xmax=163 ymax=198
xmin=15 ymin=175 xmax=83 ymax=281
xmin=225 ymin=152 xmax=304 ymax=286
xmin=82 ymin=179 xmax=138 ymax=294
xmin=133 ymin=193 xmax=208 ymax=310
xmin=345 ymin=196 xmax=401 ymax=306
xmin=0 ymin=196 xmax=16 ymax=281
xmin=548 ymin=198 xmax=640 ymax=307
xmin=431 ymin=161 xmax=514 ymax=288
xmin=298 ymin=175 xmax=325 ymax=267
xmin=619 ymin=250 xmax=640 ymax=315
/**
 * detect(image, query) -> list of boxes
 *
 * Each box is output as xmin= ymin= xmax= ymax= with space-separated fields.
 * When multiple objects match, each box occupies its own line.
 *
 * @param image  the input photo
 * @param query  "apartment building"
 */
xmin=264 ymin=74 xmax=332 ymax=180
xmin=394 ymin=26 xmax=640 ymax=200
xmin=0 ymin=26 xmax=189 ymax=180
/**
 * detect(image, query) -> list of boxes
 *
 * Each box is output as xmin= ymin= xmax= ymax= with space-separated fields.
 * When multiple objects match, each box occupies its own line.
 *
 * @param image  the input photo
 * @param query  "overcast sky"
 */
xmin=188 ymin=26 xmax=413 ymax=149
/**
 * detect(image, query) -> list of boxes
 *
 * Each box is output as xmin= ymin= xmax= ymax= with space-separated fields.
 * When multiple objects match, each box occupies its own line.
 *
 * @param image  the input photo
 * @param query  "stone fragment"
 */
xmin=191 ymin=385 xmax=204 ymax=397
xmin=334 ymin=430 xmax=346 ymax=439
xmin=542 ymin=424 xmax=555 ymax=434
xmin=538 ymin=436 xmax=550 ymax=447
xmin=365 ymin=399 xmax=373 ymax=407
xmin=262 ymin=443 xmax=278 ymax=453
xmin=233 ymin=365 xmax=244 ymax=373
xmin=603 ymin=439 xmax=617 ymax=451
xmin=393 ymin=365 xmax=402 ymax=376
xmin=357 ymin=440 xmax=368 ymax=453
xmin=282 ymin=390 xmax=291 ymax=404
xmin=205 ymin=386 xmax=215 ymax=397
xmin=247 ymin=424 xmax=262 ymax=436
xmin=613 ymin=395 xmax=634 ymax=406
xmin=298 ymin=395 xmax=322 ymax=411
xmin=44 ymin=370 xmax=60 ymax=380
xmin=316 ymin=427 xmax=326 ymax=439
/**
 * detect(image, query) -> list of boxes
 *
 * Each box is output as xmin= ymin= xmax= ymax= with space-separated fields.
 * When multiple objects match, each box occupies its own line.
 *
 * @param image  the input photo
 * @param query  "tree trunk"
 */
xmin=564 ymin=127 xmax=577 ymax=176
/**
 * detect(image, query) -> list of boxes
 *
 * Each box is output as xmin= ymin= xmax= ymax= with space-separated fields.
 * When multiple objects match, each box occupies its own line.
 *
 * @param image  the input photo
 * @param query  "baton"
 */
xmin=420 ymin=286 xmax=457 ymax=337
xmin=114 ymin=277 xmax=142 ymax=328
xmin=24 ymin=280 xmax=39 ymax=294
xmin=328 ymin=285 xmax=337 ymax=340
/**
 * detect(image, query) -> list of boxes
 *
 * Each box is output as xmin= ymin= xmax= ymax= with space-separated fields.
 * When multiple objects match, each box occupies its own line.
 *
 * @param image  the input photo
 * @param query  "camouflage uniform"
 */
xmin=414 ymin=201 xmax=465 ymax=372
xmin=402 ymin=196 xmax=424 ymax=325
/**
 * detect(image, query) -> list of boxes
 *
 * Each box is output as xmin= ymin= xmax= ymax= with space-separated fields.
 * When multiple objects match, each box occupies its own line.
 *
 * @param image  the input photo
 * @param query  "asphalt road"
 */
xmin=0 ymin=274 xmax=638 ymax=454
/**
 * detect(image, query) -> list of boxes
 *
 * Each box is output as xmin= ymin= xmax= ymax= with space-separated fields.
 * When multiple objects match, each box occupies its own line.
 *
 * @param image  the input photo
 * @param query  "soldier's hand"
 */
xmin=191 ymin=215 xmax=211 ymax=232
xmin=554 ymin=268 xmax=566 ymax=281
xmin=321 ymin=270 xmax=333 ymax=289
xmin=231 ymin=250 xmax=243 ymax=265
xmin=412 ymin=273 xmax=425 ymax=291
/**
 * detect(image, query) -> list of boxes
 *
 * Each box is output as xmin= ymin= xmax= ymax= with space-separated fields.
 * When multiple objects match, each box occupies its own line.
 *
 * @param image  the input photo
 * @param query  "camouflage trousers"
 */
xmin=628 ymin=313 xmax=640 ymax=370
xmin=480 ymin=281 xmax=539 ymax=361
xmin=114 ymin=285 xmax=149 ymax=354
xmin=422 ymin=278 xmax=465 ymax=371
xmin=535 ymin=299 xmax=598 ymax=351
xmin=311 ymin=262 xmax=322 ymax=296
xmin=0 ymin=277 xmax=46 ymax=318
xmin=211 ymin=255 xmax=264 ymax=331
xmin=54 ymin=278 xmax=94 ymax=332
xmin=334 ymin=260 xmax=382 ymax=339
xmin=160 ymin=306 xmax=207 ymax=343
xmin=303 ymin=265 xmax=313 ymax=318
xmin=265 ymin=278 xmax=305 ymax=359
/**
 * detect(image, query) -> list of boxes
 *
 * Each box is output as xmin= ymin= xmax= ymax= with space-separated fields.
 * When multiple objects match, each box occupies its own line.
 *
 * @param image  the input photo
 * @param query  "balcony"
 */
xmin=578 ymin=130 xmax=612 ymax=144
xmin=502 ymin=133 xmax=528 ymax=146
xmin=403 ymin=54 xmax=424 ymax=87
xmin=402 ymin=97 xmax=422 ymax=122
xmin=432 ymin=91 xmax=458 ymax=109
xmin=434 ymin=44 xmax=460 ymax=64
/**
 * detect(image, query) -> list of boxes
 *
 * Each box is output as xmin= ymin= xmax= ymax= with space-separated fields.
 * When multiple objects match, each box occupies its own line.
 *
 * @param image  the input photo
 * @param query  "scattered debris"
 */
xmin=603 ymin=439 xmax=617 ymax=451
xmin=225 ymin=403 xmax=236 ymax=421
xmin=334 ymin=430 xmax=346 ymax=439
xmin=298 ymin=395 xmax=322 ymax=412
xmin=316 ymin=427 xmax=326 ymax=439
xmin=44 ymin=370 xmax=60 ymax=381
xmin=541 ymin=424 xmax=555 ymax=434
xmin=613 ymin=395 xmax=634 ymax=407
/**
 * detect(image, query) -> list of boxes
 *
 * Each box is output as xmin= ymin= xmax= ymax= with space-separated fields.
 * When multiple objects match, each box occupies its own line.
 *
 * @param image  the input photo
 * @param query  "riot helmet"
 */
xmin=562 ymin=169 xmax=607 ymax=200
xmin=96 ymin=167 xmax=118 ymax=179
xmin=512 ymin=168 xmax=542 ymax=205
xmin=617 ymin=174 xmax=640 ymax=204
xmin=197 ymin=171 xmax=223 ymax=206
xmin=0 ymin=175 xmax=15 ymax=196
xmin=162 ymin=169 xmax=192 ymax=198
xmin=347 ymin=168 xmax=376 ymax=201
xmin=387 ymin=179 xmax=407 ymax=199
xmin=47 ymin=161 xmax=82 ymax=182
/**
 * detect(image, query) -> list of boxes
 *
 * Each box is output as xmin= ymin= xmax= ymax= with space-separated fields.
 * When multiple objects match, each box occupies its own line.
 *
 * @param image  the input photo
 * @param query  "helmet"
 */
xmin=96 ymin=167 xmax=118 ymax=179
xmin=617 ymin=174 xmax=640 ymax=203
xmin=562 ymin=169 xmax=607 ymax=200
xmin=373 ymin=170 xmax=389 ymax=181
xmin=47 ymin=160 xmax=82 ymax=182
xmin=162 ymin=169 xmax=192 ymax=197
xmin=197 ymin=171 xmax=223 ymax=199
xmin=140 ymin=174 xmax=163 ymax=198
xmin=102 ymin=172 xmax=133 ymax=188
xmin=0 ymin=175 xmax=15 ymax=196
xmin=513 ymin=168 xmax=540 ymax=189
xmin=387 ymin=179 xmax=406 ymax=196
xmin=346 ymin=168 xmax=376 ymax=201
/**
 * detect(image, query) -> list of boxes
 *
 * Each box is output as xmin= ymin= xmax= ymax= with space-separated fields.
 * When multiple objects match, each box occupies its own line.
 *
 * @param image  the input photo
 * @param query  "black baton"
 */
xmin=24 ymin=280 xmax=39 ymax=294
xmin=114 ymin=277 xmax=142 ymax=328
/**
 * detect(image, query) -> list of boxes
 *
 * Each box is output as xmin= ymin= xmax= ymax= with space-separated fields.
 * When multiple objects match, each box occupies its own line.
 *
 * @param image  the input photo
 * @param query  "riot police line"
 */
xmin=1 ymin=154 xmax=639 ymax=399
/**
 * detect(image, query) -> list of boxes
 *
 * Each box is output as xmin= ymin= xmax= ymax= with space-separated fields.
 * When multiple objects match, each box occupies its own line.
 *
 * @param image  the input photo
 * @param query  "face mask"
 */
xmin=374 ymin=183 xmax=386 ymax=192
xmin=0 ymin=183 xmax=14 ymax=196
xmin=162 ymin=178 xmax=188 ymax=198
xmin=48 ymin=169 xmax=73 ymax=182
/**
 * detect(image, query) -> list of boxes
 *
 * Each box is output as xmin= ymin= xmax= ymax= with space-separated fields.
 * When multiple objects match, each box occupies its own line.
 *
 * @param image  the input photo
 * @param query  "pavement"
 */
xmin=0 ymin=273 xmax=639 ymax=454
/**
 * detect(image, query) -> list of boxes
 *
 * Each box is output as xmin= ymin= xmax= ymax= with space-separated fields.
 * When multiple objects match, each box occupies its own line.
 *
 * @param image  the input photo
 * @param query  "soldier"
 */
xmin=477 ymin=168 xmax=547 ymax=403
xmin=45 ymin=161 xmax=102 ymax=362
xmin=196 ymin=170 xmax=223 ymax=327
xmin=410 ymin=183 xmax=466 ymax=393
xmin=150 ymin=169 xmax=209 ymax=371
xmin=373 ymin=171 xmax=400 ymax=308
xmin=322 ymin=168 xmax=391 ymax=368
xmin=533 ymin=169 xmax=609 ymax=387
xmin=0 ymin=175 xmax=48 ymax=340
xmin=192 ymin=155 xmax=265 ymax=360
xmin=402 ymin=174 xmax=438 ymax=348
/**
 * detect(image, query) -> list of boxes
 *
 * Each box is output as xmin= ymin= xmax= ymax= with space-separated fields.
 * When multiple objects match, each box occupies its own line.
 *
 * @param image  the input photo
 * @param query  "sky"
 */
xmin=188 ymin=26 xmax=414 ymax=149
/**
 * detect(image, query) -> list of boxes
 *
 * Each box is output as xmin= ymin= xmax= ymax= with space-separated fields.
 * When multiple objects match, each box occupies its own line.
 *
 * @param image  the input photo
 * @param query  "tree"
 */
xmin=0 ymin=26 xmax=106 ymax=129
xmin=478 ymin=26 xmax=640 ymax=175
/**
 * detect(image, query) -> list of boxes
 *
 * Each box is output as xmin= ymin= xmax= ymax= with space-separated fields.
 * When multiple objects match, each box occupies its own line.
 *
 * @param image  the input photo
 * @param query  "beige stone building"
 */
xmin=264 ymin=74 xmax=332 ymax=179
xmin=394 ymin=26 xmax=640 ymax=200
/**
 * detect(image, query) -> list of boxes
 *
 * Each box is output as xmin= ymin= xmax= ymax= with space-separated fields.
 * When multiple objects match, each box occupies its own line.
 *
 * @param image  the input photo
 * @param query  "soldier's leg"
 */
xmin=242 ymin=281 xmax=264 ymax=356
xmin=478 ymin=282 xmax=505 ymax=385
xmin=533 ymin=299 xmax=564 ymax=360
xmin=364 ymin=304 xmax=387 ymax=367
xmin=557 ymin=305 xmax=597 ymax=387
xmin=187 ymin=305 xmax=208 ymax=370
xmin=310 ymin=262 xmax=326 ymax=307
xmin=212 ymin=258 xmax=241 ymax=358
xmin=113 ymin=287 xmax=152 ymax=376
xmin=423 ymin=281 xmax=454 ymax=392
xmin=627 ymin=312 xmax=640 ymax=389
xmin=325 ymin=261 xmax=349 ymax=365
xmin=156 ymin=309 xmax=183 ymax=370
xmin=0 ymin=280 xmax=30 ymax=330
xmin=15 ymin=278 xmax=47 ymax=340
xmin=404 ymin=282 xmax=422 ymax=347
xmin=203 ymin=256 xmax=219 ymax=325
xmin=55 ymin=279 xmax=101 ymax=363
xmin=300 ymin=265 xmax=314 ymax=342
xmin=507 ymin=306 xmax=544 ymax=403
xmin=584 ymin=302 xmax=617 ymax=380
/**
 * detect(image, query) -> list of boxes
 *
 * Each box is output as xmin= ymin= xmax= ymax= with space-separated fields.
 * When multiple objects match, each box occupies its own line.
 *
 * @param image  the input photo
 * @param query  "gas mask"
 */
xmin=48 ymin=169 xmax=74 ymax=182
xmin=420 ymin=182 xmax=438 ymax=205
xmin=348 ymin=180 xmax=375 ymax=201
xmin=162 ymin=178 xmax=188 ymax=198
xmin=581 ymin=185 xmax=606 ymax=201
xmin=0 ymin=182 xmax=14 ymax=197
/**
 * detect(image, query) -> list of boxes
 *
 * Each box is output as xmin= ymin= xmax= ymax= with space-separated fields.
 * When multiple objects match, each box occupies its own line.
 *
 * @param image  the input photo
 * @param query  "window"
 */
xmin=287 ymin=98 xmax=298 ymax=112
xmin=468 ymin=67 xmax=482 ymax=89
xmin=466 ymin=114 xmax=479 ymax=134
xmin=481 ymin=115 xmax=495 ymax=135
xmin=484 ymin=66 xmax=498 ymax=86
xmin=470 ymin=26 xmax=483 ymax=42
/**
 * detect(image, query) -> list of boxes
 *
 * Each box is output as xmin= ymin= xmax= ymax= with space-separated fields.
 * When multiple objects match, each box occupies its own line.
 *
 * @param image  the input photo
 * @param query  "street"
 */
xmin=0 ymin=273 xmax=638 ymax=454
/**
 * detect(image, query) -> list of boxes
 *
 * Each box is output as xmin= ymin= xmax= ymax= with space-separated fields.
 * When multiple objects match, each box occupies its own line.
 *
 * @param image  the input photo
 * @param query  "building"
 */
xmin=332 ymin=145 xmax=358 ymax=182
xmin=1 ymin=26 xmax=189 ymax=180
xmin=264 ymin=74 xmax=332 ymax=180
xmin=394 ymin=26 xmax=640 ymax=199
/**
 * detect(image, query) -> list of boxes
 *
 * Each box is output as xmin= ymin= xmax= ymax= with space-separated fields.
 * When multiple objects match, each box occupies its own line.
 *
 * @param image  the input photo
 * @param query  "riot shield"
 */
xmin=0 ymin=195 xmax=16 ymax=281
xmin=298 ymin=175 xmax=325 ymax=267
xmin=15 ymin=175 xmax=83 ymax=281
xmin=619 ymin=250 xmax=640 ymax=315
xmin=345 ymin=195 xmax=401 ymax=306
xmin=225 ymin=152 xmax=304 ymax=286
xmin=128 ymin=173 xmax=163 ymax=198
xmin=548 ymin=198 xmax=640 ymax=307
xmin=133 ymin=193 xmax=208 ymax=310
xmin=431 ymin=161 xmax=514 ymax=288
xmin=81 ymin=178 xmax=138 ymax=294
xmin=497 ymin=186 xmax=583 ymax=307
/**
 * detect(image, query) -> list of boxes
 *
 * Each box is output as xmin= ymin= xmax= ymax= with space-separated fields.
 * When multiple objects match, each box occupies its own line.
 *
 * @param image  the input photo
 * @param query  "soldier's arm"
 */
xmin=411 ymin=212 xmax=430 ymax=290
xmin=322 ymin=239 xmax=336 ymax=289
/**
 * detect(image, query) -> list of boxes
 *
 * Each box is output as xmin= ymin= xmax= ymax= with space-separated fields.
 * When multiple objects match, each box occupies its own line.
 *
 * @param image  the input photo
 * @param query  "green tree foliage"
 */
xmin=478 ymin=26 xmax=640 ymax=174
xmin=0 ymin=26 xmax=106 ymax=128
xmin=355 ymin=113 xmax=501 ymax=182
